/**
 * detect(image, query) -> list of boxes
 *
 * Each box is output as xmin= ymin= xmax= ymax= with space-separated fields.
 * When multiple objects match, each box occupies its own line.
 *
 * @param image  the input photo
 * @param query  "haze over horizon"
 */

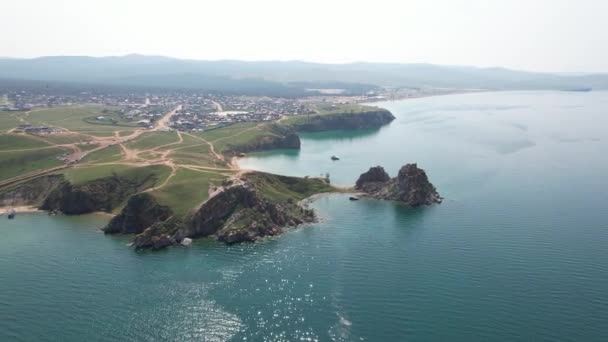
xmin=2 ymin=0 xmax=608 ymax=74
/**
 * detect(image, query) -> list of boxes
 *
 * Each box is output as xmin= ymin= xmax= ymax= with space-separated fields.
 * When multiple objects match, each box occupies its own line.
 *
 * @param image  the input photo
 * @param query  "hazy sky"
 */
xmin=2 ymin=0 xmax=607 ymax=72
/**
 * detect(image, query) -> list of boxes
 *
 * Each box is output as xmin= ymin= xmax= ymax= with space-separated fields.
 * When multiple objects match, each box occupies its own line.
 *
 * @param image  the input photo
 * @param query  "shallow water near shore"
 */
xmin=2 ymin=91 xmax=608 ymax=341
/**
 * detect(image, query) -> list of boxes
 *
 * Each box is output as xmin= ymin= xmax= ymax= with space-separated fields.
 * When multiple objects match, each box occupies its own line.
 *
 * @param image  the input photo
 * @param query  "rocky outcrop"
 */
xmin=40 ymin=173 xmax=156 ymax=215
xmin=355 ymin=164 xmax=442 ymax=206
xmin=103 ymin=193 xmax=172 ymax=234
xmin=288 ymin=109 xmax=395 ymax=132
xmin=0 ymin=175 xmax=64 ymax=207
xmin=355 ymin=166 xmax=390 ymax=191
xmin=131 ymin=172 xmax=328 ymax=250
xmin=132 ymin=217 xmax=181 ymax=250
xmin=175 ymin=178 xmax=316 ymax=244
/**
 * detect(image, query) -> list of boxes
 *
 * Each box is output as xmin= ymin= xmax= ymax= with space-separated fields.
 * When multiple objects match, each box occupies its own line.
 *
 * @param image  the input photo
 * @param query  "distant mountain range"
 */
xmin=0 ymin=54 xmax=607 ymax=94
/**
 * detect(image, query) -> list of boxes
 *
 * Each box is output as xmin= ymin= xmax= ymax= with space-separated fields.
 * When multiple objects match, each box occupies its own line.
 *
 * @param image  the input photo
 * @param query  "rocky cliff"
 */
xmin=103 ymin=193 xmax=172 ymax=234
xmin=355 ymin=164 xmax=442 ymax=206
xmin=40 ymin=173 xmax=157 ymax=215
xmin=287 ymin=109 xmax=395 ymax=132
xmin=128 ymin=172 xmax=331 ymax=250
xmin=224 ymin=110 xmax=395 ymax=155
xmin=0 ymin=174 xmax=65 ymax=207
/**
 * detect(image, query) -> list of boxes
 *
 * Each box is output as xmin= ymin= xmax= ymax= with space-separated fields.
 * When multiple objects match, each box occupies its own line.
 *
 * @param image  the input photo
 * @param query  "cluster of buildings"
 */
xmin=214 ymin=95 xmax=313 ymax=116
xmin=116 ymin=105 xmax=173 ymax=127
xmin=1 ymin=87 xmax=457 ymax=133
xmin=0 ymin=91 xmax=158 ymax=111
xmin=168 ymin=106 xmax=284 ymax=131
xmin=167 ymin=94 xmax=320 ymax=131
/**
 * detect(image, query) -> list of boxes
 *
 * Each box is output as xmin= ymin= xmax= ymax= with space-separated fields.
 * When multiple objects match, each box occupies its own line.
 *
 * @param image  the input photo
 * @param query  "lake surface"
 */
xmin=2 ymin=91 xmax=608 ymax=341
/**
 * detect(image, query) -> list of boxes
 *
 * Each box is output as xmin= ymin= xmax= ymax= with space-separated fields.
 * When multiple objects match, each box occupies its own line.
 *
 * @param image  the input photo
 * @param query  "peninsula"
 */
xmin=0 ymin=99 xmax=412 ymax=249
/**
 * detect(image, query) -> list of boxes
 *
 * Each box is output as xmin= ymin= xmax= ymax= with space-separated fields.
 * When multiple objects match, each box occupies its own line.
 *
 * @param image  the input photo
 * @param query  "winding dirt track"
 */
xmin=0 ymin=106 xmax=181 ymax=190
xmin=0 ymin=105 xmax=264 ymax=192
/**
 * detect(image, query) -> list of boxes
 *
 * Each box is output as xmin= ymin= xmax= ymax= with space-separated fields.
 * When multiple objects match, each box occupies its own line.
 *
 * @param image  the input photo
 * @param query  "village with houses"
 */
xmin=0 ymin=85 xmax=461 ymax=136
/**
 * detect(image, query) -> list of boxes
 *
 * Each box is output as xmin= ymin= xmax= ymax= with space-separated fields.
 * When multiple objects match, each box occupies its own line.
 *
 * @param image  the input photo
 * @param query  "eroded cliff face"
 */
xmin=0 ymin=175 xmax=64 ymax=207
xmin=183 ymin=179 xmax=315 ymax=244
xmin=289 ymin=110 xmax=395 ymax=132
xmin=40 ymin=173 xmax=156 ymax=215
xmin=103 ymin=193 xmax=172 ymax=234
xmin=355 ymin=164 xmax=442 ymax=206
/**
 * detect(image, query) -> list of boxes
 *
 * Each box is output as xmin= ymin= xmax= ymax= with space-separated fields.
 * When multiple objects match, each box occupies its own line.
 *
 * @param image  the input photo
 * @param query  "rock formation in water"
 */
xmin=355 ymin=163 xmax=442 ymax=206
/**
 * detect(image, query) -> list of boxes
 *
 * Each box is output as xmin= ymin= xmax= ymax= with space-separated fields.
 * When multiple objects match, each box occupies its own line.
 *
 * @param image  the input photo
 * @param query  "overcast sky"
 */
xmin=2 ymin=0 xmax=607 ymax=72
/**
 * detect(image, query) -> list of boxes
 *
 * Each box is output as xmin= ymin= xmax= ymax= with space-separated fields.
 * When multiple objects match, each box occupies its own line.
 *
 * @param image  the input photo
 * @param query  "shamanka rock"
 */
xmin=355 ymin=163 xmax=442 ymax=206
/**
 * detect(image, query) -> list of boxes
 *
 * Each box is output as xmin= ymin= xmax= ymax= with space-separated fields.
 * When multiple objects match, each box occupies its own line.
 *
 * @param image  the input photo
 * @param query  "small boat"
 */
xmin=331 ymin=155 xmax=340 ymax=161
xmin=349 ymin=196 xmax=360 ymax=201
xmin=7 ymin=209 xmax=16 ymax=219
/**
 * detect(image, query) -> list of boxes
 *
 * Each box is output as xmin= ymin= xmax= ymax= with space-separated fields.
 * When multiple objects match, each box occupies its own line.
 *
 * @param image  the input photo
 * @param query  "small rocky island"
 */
xmin=355 ymin=164 xmax=442 ymax=206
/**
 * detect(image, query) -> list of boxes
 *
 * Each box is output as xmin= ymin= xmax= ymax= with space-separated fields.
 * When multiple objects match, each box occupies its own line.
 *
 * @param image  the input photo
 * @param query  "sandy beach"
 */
xmin=0 ymin=206 xmax=42 ymax=214
xmin=0 ymin=206 xmax=116 ymax=217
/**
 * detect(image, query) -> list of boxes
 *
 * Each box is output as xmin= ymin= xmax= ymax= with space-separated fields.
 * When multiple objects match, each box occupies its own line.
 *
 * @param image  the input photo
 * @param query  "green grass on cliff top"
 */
xmin=196 ymin=122 xmax=287 ymax=154
xmin=281 ymin=103 xmax=385 ymax=126
xmin=150 ymin=168 xmax=228 ymax=216
xmin=314 ymin=103 xmax=381 ymax=114
xmin=63 ymin=164 xmax=172 ymax=186
xmin=244 ymin=172 xmax=333 ymax=202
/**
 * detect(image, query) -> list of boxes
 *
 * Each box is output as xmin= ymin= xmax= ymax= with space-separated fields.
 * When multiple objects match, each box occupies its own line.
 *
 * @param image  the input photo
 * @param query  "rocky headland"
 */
xmin=0 ymin=106 xmax=422 ymax=251
xmin=223 ymin=108 xmax=395 ymax=156
xmin=285 ymin=109 xmax=395 ymax=132
xmin=223 ymin=123 xmax=301 ymax=156
xmin=115 ymin=172 xmax=332 ymax=250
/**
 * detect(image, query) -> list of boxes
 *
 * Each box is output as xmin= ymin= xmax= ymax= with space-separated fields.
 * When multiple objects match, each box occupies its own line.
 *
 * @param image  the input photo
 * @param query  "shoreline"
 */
xmin=0 ymin=205 xmax=42 ymax=214
xmin=92 ymin=211 xmax=116 ymax=218
xmin=358 ymin=89 xmax=486 ymax=104
xmin=0 ymin=205 xmax=116 ymax=218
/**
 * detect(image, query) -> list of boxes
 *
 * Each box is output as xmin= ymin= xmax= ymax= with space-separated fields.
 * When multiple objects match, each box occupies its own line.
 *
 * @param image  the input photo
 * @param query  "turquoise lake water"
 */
xmin=2 ymin=91 xmax=608 ymax=341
